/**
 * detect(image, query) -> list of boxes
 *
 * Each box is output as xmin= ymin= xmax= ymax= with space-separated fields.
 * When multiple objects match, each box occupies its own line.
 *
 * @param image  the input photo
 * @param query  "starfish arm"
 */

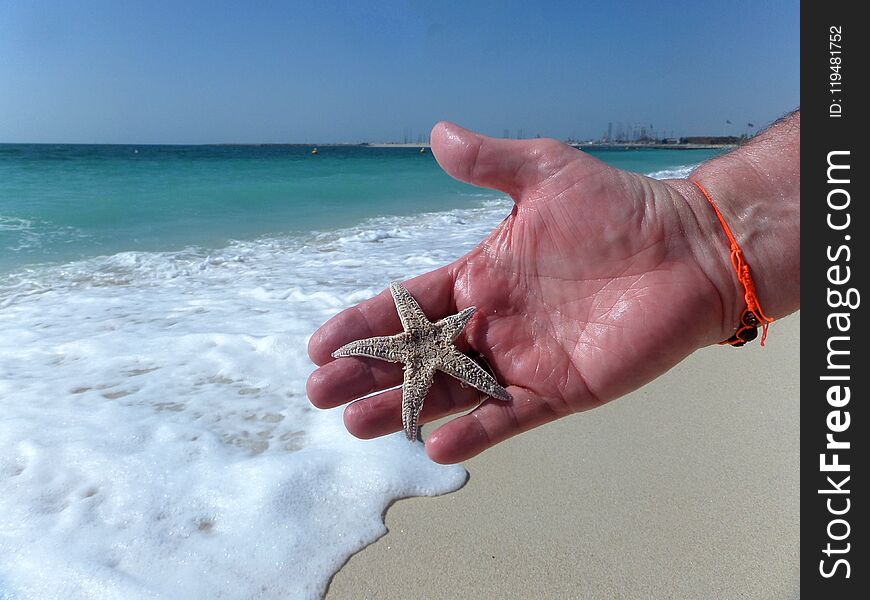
xmin=390 ymin=282 xmax=431 ymax=332
xmin=402 ymin=363 xmax=435 ymax=440
xmin=438 ymin=349 xmax=512 ymax=402
xmin=434 ymin=306 xmax=476 ymax=341
xmin=331 ymin=333 xmax=409 ymax=363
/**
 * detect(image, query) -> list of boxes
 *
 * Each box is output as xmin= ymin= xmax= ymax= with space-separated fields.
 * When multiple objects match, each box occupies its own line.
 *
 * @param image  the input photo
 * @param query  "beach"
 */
xmin=328 ymin=313 xmax=800 ymax=599
xmin=0 ymin=144 xmax=797 ymax=598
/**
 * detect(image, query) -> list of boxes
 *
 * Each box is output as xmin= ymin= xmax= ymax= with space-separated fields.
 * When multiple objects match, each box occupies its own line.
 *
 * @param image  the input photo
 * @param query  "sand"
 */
xmin=326 ymin=312 xmax=800 ymax=599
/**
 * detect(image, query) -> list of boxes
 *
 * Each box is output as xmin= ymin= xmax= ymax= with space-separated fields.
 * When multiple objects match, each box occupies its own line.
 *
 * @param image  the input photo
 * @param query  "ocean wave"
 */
xmin=0 ymin=159 xmax=699 ymax=301
xmin=645 ymin=164 xmax=697 ymax=180
xmin=0 ymin=199 xmax=511 ymax=297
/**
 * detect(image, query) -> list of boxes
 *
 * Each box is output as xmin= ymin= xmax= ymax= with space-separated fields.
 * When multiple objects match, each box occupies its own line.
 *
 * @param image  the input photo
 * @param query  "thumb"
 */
xmin=430 ymin=121 xmax=573 ymax=198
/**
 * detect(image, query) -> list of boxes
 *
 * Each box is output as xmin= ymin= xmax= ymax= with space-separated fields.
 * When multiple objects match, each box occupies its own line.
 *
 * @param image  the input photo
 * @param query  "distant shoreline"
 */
xmin=1 ymin=142 xmax=738 ymax=150
xmin=574 ymin=143 xmax=737 ymax=150
xmin=366 ymin=142 xmax=736 ymax=150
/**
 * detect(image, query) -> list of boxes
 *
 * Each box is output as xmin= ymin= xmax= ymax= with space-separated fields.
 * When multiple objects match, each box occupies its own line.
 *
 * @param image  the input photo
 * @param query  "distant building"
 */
xmin=680 ymin=136 xmax=742 ymax=145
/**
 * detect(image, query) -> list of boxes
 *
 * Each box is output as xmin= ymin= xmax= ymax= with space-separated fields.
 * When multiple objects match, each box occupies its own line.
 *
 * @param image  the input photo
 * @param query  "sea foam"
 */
xmin=645 ymin=164 xmax=696 ymax=180
xmin=1 ymin=165 xmax=694 ymax=599
xmin=0 ymin=199 xmax=507 ymax=600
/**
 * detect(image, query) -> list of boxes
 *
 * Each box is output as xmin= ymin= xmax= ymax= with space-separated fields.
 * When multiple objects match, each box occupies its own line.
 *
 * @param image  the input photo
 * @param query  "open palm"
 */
xmin=307 ymin=122 xmax=728 ymax=463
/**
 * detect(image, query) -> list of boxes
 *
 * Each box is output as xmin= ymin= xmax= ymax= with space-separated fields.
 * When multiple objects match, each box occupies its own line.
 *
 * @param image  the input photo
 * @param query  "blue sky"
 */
xmin=0 ymin=0 xmax=799 ymax=144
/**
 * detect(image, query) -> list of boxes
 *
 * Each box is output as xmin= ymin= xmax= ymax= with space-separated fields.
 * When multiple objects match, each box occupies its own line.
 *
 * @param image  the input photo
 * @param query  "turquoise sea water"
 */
xmin=0 ymin=144 xmax=720 ymax=272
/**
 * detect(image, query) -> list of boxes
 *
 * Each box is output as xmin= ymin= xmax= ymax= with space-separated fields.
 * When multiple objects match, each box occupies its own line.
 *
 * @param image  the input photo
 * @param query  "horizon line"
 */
xmin=0 ymin=135 xmax=747 ymax=147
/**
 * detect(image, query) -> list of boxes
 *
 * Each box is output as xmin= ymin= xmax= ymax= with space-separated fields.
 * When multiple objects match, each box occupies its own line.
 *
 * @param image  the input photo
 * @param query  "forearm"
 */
xmin=666 ymin=110 xmax=800 ymax=341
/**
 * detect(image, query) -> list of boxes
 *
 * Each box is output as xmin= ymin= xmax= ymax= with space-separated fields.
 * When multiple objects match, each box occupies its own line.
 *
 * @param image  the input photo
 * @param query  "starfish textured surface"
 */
xmin=331 ymin=282 xmax=512 ymax=440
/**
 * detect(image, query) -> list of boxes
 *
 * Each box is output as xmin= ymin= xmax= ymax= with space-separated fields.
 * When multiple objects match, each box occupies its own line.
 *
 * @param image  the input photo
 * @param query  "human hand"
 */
xmin=306 ymin=121 xmax=795 ymax=463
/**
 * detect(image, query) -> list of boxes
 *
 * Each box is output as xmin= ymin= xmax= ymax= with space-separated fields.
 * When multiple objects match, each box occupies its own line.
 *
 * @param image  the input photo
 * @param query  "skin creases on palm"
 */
xmin=307 ymin=123 xmax=725 ymax=464
xmin=452 ymin=157 xmax=711 ymax=406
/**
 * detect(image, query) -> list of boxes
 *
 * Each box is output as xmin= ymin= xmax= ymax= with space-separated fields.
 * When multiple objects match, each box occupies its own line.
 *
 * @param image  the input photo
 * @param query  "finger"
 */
xmin=307 ymin=267 xmax=456 ymax=366
xmin=343 ymin=372 xmax=482 ymax=439
xmin=430 ymin=121 xmax=577 ymax=198
xmin=306 ymin=358 xmax=403 ymax=409
xmin=424 ymin=389 xmax=571 ymax=464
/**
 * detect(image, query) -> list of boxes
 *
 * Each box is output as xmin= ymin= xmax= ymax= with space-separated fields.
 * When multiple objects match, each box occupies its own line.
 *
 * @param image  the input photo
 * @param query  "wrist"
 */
xmin=664 ymin=153 xmax=800 ymax=343
xmin=663 ymin=177 xmax=747 ymax=343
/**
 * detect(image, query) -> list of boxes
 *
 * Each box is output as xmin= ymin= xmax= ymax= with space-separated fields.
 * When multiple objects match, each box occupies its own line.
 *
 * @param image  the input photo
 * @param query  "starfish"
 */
xmin=332 ymin=282 xmax=512 ymax=440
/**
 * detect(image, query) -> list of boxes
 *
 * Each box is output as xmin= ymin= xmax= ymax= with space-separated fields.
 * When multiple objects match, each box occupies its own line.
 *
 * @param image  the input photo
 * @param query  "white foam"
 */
xmin=0 ymin=164 xmax=693 ymax=599
xmin=0 ymin=207 xmax=511 ymax=599
xmin=0 ymin=215 xmax=34 ymax=231
xmin=645 ymin=164 xmax=697 ymax=180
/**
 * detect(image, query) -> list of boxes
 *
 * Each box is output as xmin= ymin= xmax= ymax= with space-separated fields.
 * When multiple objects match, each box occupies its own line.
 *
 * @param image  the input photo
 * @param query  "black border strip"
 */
xmin=802 ymin=3 xmax=867 ymax=596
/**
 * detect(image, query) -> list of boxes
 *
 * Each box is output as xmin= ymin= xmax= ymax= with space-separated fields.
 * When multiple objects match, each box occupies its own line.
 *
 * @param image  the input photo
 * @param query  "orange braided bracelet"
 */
xmin=691 ymin=179 xmax=773 ymax=347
